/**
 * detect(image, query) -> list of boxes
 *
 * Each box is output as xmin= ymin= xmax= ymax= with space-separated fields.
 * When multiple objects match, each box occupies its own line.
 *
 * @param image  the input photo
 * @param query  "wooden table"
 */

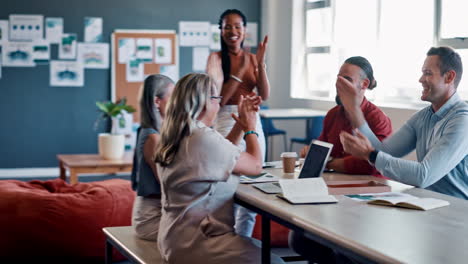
xmin=57 ymin=153 xmax=133 ymax=184
xmin=236 ymin=168 xmax=468 ymax=264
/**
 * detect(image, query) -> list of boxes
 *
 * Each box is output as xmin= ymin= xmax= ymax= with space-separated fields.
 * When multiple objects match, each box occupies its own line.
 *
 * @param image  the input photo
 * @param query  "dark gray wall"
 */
xmin=0 ymin=0 xmax=260 ymax=168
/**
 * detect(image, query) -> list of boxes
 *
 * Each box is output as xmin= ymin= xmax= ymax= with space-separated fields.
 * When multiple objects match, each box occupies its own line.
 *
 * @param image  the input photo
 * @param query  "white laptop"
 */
xmin=253 ymin=140 xmax=333 ymax=194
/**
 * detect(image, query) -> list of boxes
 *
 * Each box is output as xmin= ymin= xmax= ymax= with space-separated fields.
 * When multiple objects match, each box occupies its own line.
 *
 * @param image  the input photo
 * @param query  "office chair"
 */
xmin=289 ymin=116 xmax=324 ymax=151
xmin=260 ymin=105 xmax=287 ymax=161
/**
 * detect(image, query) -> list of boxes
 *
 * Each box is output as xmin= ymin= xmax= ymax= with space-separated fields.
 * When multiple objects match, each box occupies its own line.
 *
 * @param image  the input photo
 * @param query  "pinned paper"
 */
xmin=136 ymin=38 xmax=153 ymax=63
xmin=192 ymin=47 xmax=209 ymax=71
xmin=118 ymin=38 xmax=135 ymax=64
xmin=32 ymin=40 xmax=50 ymax=64
xmin=77 ymin=42 xmax=109 ymax=69
xmin=126 ymin=56 xmax=144 ymax=82
xmin=210 ymin=24 xmax=221 ymax=50
xmin=245 ymin=22 xmax=258 ymax=48
xmin=59 ymin=33 xmax=77 ymax=59
xmin=2 ymin=42 xmax=35 ymax=67
xmin=9 ymin=15 xmax=43 ymax=41
xmin=154 ymin=38 xmax=172 ymax=64
xmin=0 ymin=20 xmax=8 ymax=43
xmin=45 ymin=17 xmax=63 ymax=44
xmin=84 ymin=17 xmax=103 ymax=43
xmin=179 ymin=21 xmax=210 ymax=46
xmin=50 ymin=60 xmax=84 ymax=87
xmin=160 ymin=65 xmax=179 ymax=82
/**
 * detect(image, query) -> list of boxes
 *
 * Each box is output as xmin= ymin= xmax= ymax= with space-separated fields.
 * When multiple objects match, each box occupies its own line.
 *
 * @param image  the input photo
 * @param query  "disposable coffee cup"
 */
xmin=280 ymin=152 xmax=298 ymax=173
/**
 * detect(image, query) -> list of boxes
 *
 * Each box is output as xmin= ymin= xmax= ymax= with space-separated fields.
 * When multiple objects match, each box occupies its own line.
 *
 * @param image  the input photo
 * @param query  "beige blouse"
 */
xmin=157 ymin=121 xmax=263 ymax=264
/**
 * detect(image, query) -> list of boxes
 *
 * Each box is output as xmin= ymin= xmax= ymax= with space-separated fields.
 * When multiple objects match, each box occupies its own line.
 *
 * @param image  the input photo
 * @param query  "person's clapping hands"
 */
xmin=339 ymin=129 xmax=374 ymax=160
xmin=232 ymin=95 xmax=261 ymax=131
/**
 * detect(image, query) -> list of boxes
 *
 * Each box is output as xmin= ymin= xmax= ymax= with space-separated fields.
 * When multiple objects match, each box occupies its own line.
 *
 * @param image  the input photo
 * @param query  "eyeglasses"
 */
xmin=210 ymin=96 xmax=223 ymax=101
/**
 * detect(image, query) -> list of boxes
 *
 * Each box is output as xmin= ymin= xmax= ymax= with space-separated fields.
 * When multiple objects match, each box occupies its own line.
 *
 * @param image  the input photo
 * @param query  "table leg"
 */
xmin=59 ymin=161 xmax=66 ymax=181
xmin=261 ymin=216 xmax=271 ymax=264
xmin=105 ymin=239 xmax=113 ymax=264
xmin=70 ymin=169 xmax=78 ymax=185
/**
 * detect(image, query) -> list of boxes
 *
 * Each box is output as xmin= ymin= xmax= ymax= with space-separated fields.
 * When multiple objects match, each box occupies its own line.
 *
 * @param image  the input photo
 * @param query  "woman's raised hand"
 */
xmin=232 ymin=95 xmax=258 ymax=131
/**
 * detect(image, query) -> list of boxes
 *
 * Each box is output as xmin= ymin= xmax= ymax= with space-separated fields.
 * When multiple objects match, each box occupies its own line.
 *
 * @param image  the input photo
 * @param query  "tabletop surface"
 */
xmin=57 ymin=153 xmax=133 ymax=167
xmin=236 ymin=168 xmax=468 ymax=264
xmin=260 ymin=108 xmax=327 ymax=119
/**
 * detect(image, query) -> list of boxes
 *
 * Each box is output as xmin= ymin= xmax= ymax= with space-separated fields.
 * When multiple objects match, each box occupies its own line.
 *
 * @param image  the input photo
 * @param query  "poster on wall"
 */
xmin=2 ymin=42 xmax=35 ymax=67
xmin=118 ymin=38 xmax=135 ymax=64
xmin=77 ymin=42 xmax=109 ymax=69
xmin=126 ymin=56 xmax=144 ymax=82
xmin=136 ymin=38 xmax=153 ymax=63
xmin=0 ymin=46 xmax=2 ymax=79
xmin=59 ymin=33 xmax=77 ymax=59
xmin=9 ymin=14 xmax=43 ymax=41
xmin=192 ymin=47 xmax=209 ymax=71
xmin=84 ymin=17 xmax=103 ymax=43
xmin=45 ymin=17 xmax=63 ymax=44
xmin=245 ymin=22 xmax=258 ymax=48
xmin=209 ymin=24 xmax=221 ymax=50
xmin=32 ymin=40 xmax=50 ymax=64
xmin=154 ymin=38 xmax=172 ymax=64
xmin=179 ymin=21 xmax=210 ymax=46
xmin=0 ymin=20 xmax=8 ymax=43
xmin=50 ymin=60 xmax=84 ymax=87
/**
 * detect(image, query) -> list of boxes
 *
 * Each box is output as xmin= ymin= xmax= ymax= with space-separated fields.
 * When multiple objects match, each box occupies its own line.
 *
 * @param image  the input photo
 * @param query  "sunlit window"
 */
xmin=299 ymin=0 xmax=468 ymax=105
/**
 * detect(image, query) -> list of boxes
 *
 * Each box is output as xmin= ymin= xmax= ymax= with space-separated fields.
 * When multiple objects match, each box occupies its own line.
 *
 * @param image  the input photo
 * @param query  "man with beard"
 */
xmin=339 ymin=47 xmax=468 ymax=200
xmin=300 ymin=56 xmax=392 ymax=177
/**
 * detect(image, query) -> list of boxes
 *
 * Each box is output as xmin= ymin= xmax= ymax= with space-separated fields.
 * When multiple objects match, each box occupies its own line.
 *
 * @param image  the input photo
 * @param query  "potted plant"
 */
xmin=95 ymin=97 xmax=136 ymax=160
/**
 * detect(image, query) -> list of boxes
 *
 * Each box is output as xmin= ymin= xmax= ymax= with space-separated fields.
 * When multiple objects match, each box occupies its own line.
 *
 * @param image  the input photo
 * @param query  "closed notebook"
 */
xmin=368 ymin=196 xmax=449 ymax=211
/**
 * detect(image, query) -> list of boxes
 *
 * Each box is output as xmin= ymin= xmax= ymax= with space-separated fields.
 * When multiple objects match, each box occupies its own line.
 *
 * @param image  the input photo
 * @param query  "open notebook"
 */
xmin=276 ymin=178 xmax=337 ymax=204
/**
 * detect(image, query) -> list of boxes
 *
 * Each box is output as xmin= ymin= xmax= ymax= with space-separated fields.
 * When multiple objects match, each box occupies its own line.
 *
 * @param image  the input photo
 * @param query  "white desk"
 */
xmin=260 ymin=108 xmax=327 ymax=120
xmin=235 ymin=169 xmax=468 ymax=264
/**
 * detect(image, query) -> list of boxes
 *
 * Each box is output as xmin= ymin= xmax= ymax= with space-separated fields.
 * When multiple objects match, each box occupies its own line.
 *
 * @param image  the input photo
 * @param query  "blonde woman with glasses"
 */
xmin=155 ymin=73 xmax=284 ymax=264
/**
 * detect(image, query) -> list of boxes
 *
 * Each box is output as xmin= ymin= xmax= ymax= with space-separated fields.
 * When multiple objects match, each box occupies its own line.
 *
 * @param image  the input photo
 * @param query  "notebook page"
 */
xmin=279 ymin=178 xmax=329 ymax=198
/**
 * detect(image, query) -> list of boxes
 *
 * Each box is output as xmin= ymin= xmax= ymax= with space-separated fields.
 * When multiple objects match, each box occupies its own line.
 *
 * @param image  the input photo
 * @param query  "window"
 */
xmin=299 ymin=0 xmax=468 ymax=106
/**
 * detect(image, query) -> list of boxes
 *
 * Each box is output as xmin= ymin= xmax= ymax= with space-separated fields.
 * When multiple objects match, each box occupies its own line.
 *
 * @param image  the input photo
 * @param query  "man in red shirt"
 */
xmin=300 ymin=56 xmax=392 ymax=177
xmin=292 ymin=56 xmax=392 ymax=263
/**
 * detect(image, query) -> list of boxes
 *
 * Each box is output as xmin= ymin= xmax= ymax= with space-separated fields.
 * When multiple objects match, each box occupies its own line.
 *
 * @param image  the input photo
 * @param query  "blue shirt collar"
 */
xmin=433 ymin=92 xmax=462 ymax=118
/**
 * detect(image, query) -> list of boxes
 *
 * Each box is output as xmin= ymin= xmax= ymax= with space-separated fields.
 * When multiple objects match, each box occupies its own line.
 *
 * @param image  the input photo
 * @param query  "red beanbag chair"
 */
xmin=252 ymin=214 xmax=290 ymax=247
xmin=0 ymin=178 xmax=135 ymax=261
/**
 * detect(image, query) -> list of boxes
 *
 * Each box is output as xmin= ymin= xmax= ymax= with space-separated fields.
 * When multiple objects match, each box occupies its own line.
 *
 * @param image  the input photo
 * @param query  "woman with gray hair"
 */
xmin=131 ymin=74 xmax=174 ymax=241
xmin=155 ymin=73 xmax=284 ymax=264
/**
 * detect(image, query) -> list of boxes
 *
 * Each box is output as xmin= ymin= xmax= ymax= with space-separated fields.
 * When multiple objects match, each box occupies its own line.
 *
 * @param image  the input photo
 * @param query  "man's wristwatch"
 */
xmin=368 ymin=150 xmax=379 ymax=165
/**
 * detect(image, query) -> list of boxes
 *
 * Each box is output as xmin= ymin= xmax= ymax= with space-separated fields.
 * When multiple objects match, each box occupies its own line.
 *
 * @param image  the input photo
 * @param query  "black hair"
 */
xmin=344 ymin=56 xmax=377 ymax=90
xmin=218 ymin=9 xmax=247 ymax=83
xmin=427 ymin=46 xmax=463 ymax=88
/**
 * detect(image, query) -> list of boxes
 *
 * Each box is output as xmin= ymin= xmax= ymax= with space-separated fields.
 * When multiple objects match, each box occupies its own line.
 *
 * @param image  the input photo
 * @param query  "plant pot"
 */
xmin=98 ymin=133 xmax=125 ymax=160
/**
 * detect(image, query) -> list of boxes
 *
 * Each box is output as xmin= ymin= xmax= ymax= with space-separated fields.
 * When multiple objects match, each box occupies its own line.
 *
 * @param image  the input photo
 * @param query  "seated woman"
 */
xmin=155 ymin=73 xmax=284 ymax=264
xmin=131 ymin=74 xmax=174 ymax=241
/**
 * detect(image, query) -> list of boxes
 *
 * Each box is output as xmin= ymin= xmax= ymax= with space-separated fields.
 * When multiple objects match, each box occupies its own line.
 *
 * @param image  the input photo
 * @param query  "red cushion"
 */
xmin=252 ymin=214 xmax=290 ymax=247
xmin=0 ymin=178 xmax=135 ymax=260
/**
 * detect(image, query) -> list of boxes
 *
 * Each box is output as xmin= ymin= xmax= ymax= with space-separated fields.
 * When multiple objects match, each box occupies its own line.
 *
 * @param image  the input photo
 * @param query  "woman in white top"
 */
xmin=155 ymin=73 xmax=284 ymax=264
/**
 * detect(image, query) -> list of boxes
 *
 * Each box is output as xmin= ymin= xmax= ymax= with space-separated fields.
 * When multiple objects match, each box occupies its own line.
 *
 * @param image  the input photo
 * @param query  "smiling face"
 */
xmin=419 ymin=55 xmax=451 ymax=105
xmin=221 ymin=14 xmax=245 ymax=51
xmin=335 ymin=63 xmax=369 ymax=104
xmin=156 ymin=83 xmax=175 ymax=118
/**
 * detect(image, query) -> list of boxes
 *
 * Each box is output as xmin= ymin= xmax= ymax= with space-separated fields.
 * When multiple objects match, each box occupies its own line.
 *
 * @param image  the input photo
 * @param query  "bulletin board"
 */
xmin=111 ymin=29 xmax=177 ymax=122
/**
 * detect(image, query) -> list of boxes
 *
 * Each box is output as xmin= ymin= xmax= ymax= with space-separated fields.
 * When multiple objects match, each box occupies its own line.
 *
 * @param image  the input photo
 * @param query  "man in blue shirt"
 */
xmin=338 ymin=46 xmax=468 ymax=199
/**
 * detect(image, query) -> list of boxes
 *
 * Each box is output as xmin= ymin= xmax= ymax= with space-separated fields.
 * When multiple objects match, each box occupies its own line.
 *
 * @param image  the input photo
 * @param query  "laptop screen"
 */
xmin=298 ymin=140 xmax=333 ymax=179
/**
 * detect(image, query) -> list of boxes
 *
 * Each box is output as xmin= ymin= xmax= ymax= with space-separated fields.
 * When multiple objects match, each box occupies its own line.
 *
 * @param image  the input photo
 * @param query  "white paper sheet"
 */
xmin=59 ymin=33 xmax=77 ymax=59
xmin=45 ymin=17 xmax=63 ymax=44
xmin=0 ymin=20 xmax=8 ymax=43
xmin=118 ymin=38 xmax=135 ymax=64
xmin=77 ymin=42 xmax=109 ymax=69
xmin=160 ymin=65 xmax=179 ymax=82
xmin=136 ymin=38 xmax=153 ymax=63
xmin=179 ymin=21 xmax=210 ymax=46
xmin=84 ymin=17 xmax=103 ymax=43
xmin=126 ymin=56 xmax=144 ymax=82
xmin=2 ymin=41 xmax=35 ymax=67
xmin=154 ymin=38 xmax=172 ymax=64
xmin=32 ymin=39 xmax=50 ymax=64
xmin=245 ymin=22 xmax=258 ymax=48
xmin=192 ymin=47 xmax=209 ymax=71
xmin=9 ymin=15 xmax=43 ymax=41
xmin=209 ymin=24 xmax=221 ymax=50
xmin=50 ymin=60 xmax=84 ymax=87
